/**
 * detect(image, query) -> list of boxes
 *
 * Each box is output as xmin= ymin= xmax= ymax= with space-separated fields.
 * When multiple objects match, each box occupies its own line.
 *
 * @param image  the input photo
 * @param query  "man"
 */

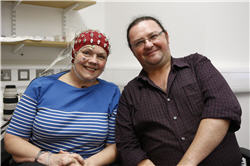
xmin=115 ymin=16 xmax=242 ymax=166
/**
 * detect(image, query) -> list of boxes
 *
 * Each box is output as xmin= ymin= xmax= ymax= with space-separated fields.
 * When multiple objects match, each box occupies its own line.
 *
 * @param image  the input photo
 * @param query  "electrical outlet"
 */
xmin=18 ymin=69 xmax=30 ymax=81
xmin=1 ymin=69 xmax=11 ymax=81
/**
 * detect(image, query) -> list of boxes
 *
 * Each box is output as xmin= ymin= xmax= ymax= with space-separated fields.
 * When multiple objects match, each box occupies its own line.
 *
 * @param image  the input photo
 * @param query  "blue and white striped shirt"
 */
xmin=6 ymin=72 xmax=120 ymax=158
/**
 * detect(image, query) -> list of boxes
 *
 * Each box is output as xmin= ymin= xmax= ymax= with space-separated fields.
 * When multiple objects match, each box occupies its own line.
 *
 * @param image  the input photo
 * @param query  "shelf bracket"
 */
xmin=13 ymin=0 xmax=22 ymax=10
xmin=11 ymin=0 xmax=22 ymax=37
xmin=11 ymin=2 xmax=17 ymax=37
xmin=13 ymin=43 xmax=25 ymax=54
xmin=62 ymin=3 xmax=79 ymax=40
xmin=63 ymin=3 xmax=80 ymax=14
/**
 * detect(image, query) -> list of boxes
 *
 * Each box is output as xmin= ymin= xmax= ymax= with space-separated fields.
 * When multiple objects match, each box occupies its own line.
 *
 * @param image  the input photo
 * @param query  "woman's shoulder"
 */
xmin=97 ymin=79 xmax=121 ymax=96
xmin=30 ymin=71 xmax=67 ymax=87
xmin=98 ymin=79 xmax=119 ymax=89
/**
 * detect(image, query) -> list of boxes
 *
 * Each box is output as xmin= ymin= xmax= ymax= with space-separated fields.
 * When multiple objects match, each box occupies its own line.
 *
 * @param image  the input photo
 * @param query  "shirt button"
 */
xmin=173 ymin=116 xmax=177 ymax=120
xmin=167 ymin=98 xmax=171 ymax=102
xmin=181 ymin=137 xmax=186 ymax=141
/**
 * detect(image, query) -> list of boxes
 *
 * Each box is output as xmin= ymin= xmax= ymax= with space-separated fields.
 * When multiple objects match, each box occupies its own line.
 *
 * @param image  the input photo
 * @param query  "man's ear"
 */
xmin=130 ymin=47 xmax=136 ymax=55
xmin=164 ymin=31 xmax=169 ymax=44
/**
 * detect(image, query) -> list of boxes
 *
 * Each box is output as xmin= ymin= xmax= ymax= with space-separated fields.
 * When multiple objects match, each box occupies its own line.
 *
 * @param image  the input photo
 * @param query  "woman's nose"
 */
xmin=88 ymin=55 xmax=98 ymax=64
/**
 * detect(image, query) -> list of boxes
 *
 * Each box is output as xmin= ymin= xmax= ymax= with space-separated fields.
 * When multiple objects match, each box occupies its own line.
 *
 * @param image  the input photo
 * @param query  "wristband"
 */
xmin=35 ymin=150 xmax=46 ymax=162
xmin=47 ymin=152 xmax=52 ymax=166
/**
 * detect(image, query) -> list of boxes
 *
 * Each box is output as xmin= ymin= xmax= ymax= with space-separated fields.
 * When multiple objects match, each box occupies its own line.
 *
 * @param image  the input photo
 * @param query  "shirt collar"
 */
xmin=137 ymin=56 xmax=190 ymax=82
xmin=171 ymin=56 xmax=190 ymax=70
xmin=137 ymin=70 xmax=148 ymax=82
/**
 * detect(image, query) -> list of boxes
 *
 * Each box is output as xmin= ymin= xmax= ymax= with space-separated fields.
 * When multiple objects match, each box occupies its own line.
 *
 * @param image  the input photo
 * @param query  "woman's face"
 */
xmin=73 ymin=45 xmax=108 ymax=82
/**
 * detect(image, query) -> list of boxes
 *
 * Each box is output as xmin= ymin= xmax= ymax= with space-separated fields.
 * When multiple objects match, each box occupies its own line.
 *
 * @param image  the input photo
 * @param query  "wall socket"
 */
xmin=18 ymin=69 xmax=30 ymax=81
xmin=1 ymin=69 xmax=11 ymax=81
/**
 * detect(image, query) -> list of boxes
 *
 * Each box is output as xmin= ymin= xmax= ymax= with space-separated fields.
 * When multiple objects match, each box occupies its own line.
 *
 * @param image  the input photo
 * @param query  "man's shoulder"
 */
xmin=175 ymin=52 xmax=209 ymax=67
xmin=123 ymin=76 xmax=141 ymax=92
xmin=127 ymin=77 xmax=140 ymax=86
xmin=184 ymin=52 xmax=206 ymax=62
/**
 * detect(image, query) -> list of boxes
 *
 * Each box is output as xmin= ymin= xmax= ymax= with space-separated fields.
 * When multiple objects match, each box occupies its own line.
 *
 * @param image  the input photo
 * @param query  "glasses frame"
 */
xmin=76 ymin=47 xmax=108 ymax=63
xmin=131 ymin=31 xmax=164 ymax=49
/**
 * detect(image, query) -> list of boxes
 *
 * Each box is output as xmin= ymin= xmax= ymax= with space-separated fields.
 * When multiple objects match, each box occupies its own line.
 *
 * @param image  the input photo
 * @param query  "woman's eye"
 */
xmin=82 ymin=51 xmax=91 ymax=55
xmin=98 ymin=55 xmax=106 ymax=60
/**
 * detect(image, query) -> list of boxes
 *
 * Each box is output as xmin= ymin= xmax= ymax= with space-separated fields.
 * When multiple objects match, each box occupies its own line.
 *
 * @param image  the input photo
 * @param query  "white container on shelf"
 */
xmin=3 ymin=85 xmax=18 ymax=121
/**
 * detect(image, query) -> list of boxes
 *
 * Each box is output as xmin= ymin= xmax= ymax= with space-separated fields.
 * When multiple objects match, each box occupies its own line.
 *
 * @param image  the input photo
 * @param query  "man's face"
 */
xmin=129 ymin=20 xmax=171 ymax=70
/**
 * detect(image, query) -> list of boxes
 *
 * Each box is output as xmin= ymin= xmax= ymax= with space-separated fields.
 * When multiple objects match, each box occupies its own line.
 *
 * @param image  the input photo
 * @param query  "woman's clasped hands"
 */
xmin=56 ymin=150 xmax=101 ymax=166
xmin=38 ymin=150 xmax=84 ymax=166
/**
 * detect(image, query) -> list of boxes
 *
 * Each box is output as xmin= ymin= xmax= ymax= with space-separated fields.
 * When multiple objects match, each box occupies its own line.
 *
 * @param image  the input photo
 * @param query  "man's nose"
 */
xmin=144 ymin=39 xmax=154 ymax=48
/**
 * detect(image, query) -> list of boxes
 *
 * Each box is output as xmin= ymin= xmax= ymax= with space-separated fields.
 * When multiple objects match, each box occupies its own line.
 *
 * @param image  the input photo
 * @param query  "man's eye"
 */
xmin=150 ymin=34 xmax=158 ymax=40
xmin=135 ymin=40 xmax=144 ymax=47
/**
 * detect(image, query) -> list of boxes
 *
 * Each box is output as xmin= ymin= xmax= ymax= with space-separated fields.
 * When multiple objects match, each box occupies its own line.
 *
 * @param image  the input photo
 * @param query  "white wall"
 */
xmin=102 ymin=2 xmax=249 ymax=71
xmin=81 ymin=1 xmax=250 ymax=149
xmin=1 ymin=1 xmax=249 ymax=148
xmin=77 ymin=1 xmax=249 ymax=150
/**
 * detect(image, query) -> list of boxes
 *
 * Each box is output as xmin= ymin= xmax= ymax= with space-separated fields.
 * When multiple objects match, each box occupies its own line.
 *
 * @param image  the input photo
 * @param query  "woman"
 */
xmin=4 ymin=30 xmax=120 ymax=166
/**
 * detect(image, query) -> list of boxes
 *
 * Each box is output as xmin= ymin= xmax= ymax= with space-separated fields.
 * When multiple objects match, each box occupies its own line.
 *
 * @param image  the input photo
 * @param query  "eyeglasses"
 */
xmin=131 ymin=31 xmax=164 ymax=49
xmin=77 ymin=47 xmax=107 ymax=63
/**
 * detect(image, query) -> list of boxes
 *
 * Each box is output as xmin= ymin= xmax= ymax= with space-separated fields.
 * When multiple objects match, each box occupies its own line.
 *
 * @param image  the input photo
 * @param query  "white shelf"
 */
xmin=2 ymin=40 xmax=69 ymax=48
xmin=20 ymin=0 xmax=96 ymax=10
xmin=3 ymin=0 xmax=96 ymax=49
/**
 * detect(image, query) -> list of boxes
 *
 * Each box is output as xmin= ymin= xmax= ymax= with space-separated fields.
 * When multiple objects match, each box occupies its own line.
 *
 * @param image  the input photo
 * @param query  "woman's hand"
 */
xmin=38 ymin=151 xmax=84 ymax=166
xmin=58 ymin=151 xmax=100 ymax=166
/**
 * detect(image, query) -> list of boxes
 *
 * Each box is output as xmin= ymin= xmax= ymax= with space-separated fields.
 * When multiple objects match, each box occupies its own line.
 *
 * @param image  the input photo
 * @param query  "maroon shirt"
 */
xmin=116 ymin=53 xmax=242 ymax=166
